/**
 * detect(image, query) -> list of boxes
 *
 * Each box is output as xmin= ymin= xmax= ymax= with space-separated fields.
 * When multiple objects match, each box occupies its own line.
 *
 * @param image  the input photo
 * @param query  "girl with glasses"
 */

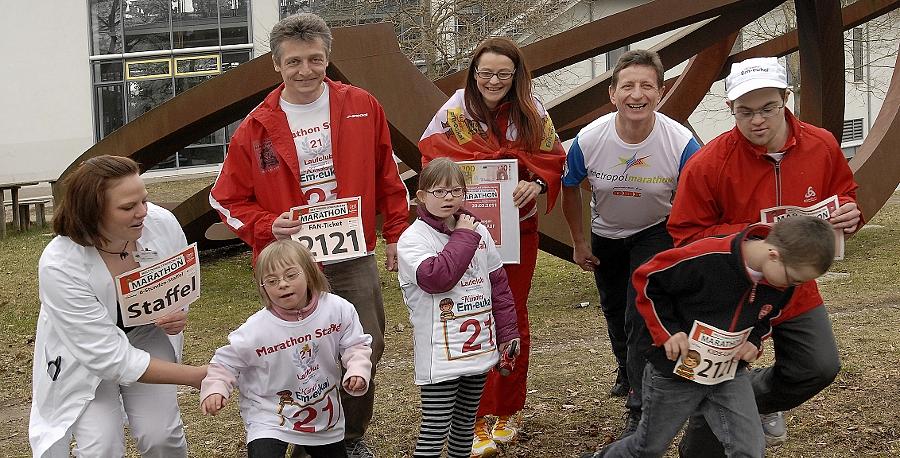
xmin=398 ymin=158 xmax=520 ymax=457
xmin=200 ymin=239 xmax=372 ymax=458
xmin=418 ymin=37 xmax=565 ymax=456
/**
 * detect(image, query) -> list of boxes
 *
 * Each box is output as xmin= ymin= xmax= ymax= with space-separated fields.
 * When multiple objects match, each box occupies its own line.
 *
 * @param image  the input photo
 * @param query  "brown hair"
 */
xmin=270 ymin=13 xmax=333 ymax=62
xmin=53 ymin=155 xmax=140 ymax=247
xmin=417 ymin=157 xmax=467 ymax=192
xmin=254 ymin=239 xmax=330 ymax=308
xmin=611 ymin=49 xmax=665 ymax=90
xmin=766 ymin=216 xmax=835 ymax=273
xmin=464 ymin=37 xmax=543 ymax=152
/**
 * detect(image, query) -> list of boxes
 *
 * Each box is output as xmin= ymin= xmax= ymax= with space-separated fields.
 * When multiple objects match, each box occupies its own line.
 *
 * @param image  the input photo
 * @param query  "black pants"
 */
xmin=590 ymin=220 xmax=673 ymax=411
xmin=248 ymin=438 xmax=347 ymax=458
xmin=678 ymin=305 xmax=841 ymax=457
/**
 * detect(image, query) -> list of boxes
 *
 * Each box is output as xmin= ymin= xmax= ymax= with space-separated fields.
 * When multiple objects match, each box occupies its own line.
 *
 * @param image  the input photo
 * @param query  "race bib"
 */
xmin=289 ymin=197 xmax=367 ymax=262
xmin=441 ymin=310 xmax=496 ymax=361
xmin=673 ymin=320 xmax=751 ymax=385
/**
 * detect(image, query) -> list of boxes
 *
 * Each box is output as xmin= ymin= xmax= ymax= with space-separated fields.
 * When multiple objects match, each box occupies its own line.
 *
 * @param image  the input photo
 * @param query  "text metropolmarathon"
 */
xmin=590 ymin=170 xmax=674 ymax=184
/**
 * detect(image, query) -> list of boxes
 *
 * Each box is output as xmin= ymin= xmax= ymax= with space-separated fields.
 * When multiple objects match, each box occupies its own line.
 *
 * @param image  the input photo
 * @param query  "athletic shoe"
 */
xmin=761 ymin=411 xmax=787 ymax=446
xmin=609 ymin=370 xmax=630 ymax=398
xmin=471 ymin=417 xmax=499 ymax=457
xmin=345 ymin=437 xmax=376 ymax=458
xmin=618 ymin=409 xmax=641 ymax=440
xmin=491 ymin=415 xmax=518 ymax=443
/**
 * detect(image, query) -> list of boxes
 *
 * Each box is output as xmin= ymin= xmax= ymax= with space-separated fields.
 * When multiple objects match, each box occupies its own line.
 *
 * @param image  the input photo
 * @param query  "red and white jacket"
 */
xmin=210 ymin=79 xmax=410 ymax=262
xmin=668 ymin=109 xmax=862 ymax=323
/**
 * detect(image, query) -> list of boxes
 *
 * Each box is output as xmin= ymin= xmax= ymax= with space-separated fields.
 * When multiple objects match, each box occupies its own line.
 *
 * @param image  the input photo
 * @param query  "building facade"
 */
xmin=1 ymin=1 xmax=894 ymax=184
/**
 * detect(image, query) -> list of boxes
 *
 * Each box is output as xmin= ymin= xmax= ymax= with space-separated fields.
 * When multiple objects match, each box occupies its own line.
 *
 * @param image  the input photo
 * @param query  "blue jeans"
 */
xmin=603 ymin=364 xmax=764 ymax=458
xmin=678 ymin=305 xmax=840 ymax=457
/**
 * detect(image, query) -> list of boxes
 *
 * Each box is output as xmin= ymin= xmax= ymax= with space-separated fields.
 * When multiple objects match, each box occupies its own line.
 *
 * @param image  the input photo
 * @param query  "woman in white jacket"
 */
xmin=29 ymin=155 xmax=206 ymax=457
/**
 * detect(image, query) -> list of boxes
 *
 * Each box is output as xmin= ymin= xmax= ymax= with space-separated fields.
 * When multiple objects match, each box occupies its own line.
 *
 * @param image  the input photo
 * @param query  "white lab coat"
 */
xmin=29 ymin=203 xmax=187 ymax=457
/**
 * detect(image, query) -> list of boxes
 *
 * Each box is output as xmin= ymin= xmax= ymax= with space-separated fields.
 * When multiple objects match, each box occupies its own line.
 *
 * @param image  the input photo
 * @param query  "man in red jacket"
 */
xmin=668 ymin=57 xmax=862 ymax=455
xmin=209 ymin=13 xmax=409 ymax=458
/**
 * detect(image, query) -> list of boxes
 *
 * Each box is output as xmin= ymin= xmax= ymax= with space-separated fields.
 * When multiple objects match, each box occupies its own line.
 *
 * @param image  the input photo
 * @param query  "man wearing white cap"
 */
xmin=667 ymin=57 xmax=862 ymax=455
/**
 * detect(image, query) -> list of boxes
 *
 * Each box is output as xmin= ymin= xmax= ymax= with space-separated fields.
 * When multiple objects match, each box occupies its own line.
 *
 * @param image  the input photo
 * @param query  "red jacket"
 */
xmin=668 ymin=109 xmax=861 ymax=323
xmin=210 ymin=79 xmax=410 ymax=261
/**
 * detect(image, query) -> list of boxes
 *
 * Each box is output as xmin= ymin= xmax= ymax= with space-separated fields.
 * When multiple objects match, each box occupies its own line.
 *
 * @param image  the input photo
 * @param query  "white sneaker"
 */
xmin=761 ymin=411 xmax=787 ymax=446
xmin=471 ymin=417 xmax=499 ymax=457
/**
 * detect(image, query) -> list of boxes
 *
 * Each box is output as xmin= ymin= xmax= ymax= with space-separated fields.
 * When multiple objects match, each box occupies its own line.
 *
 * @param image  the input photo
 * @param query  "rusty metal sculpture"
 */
xmin=60 ymin=0 xmax=900 ymax=261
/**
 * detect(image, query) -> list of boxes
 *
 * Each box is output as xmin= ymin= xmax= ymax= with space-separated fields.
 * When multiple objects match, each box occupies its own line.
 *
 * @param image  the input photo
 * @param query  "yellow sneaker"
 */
xmin=491 ymin=415 xmax=518 ymax=444
xmin=471 ymin=417 xmax=499 ymax=457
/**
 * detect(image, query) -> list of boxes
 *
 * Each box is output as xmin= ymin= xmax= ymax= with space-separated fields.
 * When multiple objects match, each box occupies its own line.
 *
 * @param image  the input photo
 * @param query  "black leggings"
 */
xmin=247 ymin=438 xmax=347 ymax=458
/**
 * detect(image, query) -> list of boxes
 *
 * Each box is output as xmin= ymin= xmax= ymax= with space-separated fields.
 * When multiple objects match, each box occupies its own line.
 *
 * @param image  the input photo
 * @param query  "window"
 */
xmin=842 ymin=118 xmax=864 ymax=142
xmin=852 ymin=27 xmax=864 ymax=83
xmin=606 ymin=45 xmax=629 ymax=71
xmin=89 ymin=0 xmax=252 ymax=170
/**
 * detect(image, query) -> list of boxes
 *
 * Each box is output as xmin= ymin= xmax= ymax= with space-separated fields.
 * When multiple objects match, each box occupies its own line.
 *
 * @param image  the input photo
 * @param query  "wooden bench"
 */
xmin=15 ymin=197 xmax=52 ymax=231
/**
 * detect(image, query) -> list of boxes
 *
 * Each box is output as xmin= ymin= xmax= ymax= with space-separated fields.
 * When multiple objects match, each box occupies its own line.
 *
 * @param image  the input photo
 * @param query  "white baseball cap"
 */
xmin=725 ymin=57 xmax=788 ymax=101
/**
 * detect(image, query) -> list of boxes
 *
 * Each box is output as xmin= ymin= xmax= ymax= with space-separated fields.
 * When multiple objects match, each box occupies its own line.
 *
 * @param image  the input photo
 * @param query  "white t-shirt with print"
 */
xmin=397 ymin=220 xmax=502 ymax=385
xmin=281 ymin=84 xmax=336 ymax=204
xmin=562 ymin=112 xmax=701 ymax=238
xmin=208 ymin=293 xmax=371 ymax=446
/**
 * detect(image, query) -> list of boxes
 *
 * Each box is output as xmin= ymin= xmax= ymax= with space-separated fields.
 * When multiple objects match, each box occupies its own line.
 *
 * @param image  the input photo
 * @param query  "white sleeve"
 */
xmin=38 ymin=263 xmax=150 ymax=385
xmin=397 ymin=227 xmax=439 ymax=287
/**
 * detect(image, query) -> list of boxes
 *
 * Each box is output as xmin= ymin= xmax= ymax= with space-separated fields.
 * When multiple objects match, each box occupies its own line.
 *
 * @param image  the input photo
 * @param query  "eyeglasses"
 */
xmin=474 ymin=69 xmax=515 ymax=80
xmin=732 ymin=104 xmax=784 ymax=120
xmin=260 ymin=267 xmax=303 ymax=288
xmin=425 ymin=187 xmax=465 ymax=199
xmin=782 ymin=263 xmax=803 ymax=287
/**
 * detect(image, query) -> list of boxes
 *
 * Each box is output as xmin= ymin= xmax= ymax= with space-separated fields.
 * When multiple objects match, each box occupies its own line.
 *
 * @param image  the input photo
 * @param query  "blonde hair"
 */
xmin=767 ymin=216 xmax=835 ymax=273
xmin=418 ymin=157 xmax=467 ymax=192
xmin=254 ymin=239 xmax=329 ymax=307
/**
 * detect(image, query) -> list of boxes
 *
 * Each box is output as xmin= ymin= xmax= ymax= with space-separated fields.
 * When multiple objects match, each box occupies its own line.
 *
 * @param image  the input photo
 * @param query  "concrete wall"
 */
xmin=0 ymin=2 xmax=94 ymax=184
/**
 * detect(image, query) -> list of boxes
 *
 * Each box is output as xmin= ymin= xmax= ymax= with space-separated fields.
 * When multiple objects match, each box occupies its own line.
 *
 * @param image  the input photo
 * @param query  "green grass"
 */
xmin=1 ymin=187 xmax=899 ymax=456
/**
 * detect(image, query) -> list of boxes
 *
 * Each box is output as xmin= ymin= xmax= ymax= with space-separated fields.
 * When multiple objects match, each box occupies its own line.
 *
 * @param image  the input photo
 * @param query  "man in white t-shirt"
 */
xmin=209 ymin=13 xmax=410 ymax=458
xmin=561 ymin=50 xmax=700 ymax=438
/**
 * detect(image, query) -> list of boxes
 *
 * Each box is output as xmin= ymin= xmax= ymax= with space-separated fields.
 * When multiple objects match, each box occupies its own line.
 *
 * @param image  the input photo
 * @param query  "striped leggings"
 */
xmin=414 ymin=373 xmax=488 ymax=457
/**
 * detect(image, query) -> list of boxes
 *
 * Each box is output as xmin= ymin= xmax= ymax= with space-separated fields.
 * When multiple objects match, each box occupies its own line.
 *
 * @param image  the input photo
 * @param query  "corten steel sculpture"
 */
xmin=59 ymin=0 xmax=900 ymax=261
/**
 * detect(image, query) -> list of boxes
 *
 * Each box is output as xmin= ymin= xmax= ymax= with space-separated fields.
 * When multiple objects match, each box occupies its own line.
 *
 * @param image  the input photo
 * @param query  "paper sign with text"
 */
xmin=760 ymin=195 xmax=844 ymax=260
xmin=116 ymin=243 xmax=200 ymax=327
xmin=289 ymin=196 xmax=367 ymax=262
xmin=457 ymin=159 xmax=520 ymax=264
xmin=673 ymin=320 xmax=751 ymax=385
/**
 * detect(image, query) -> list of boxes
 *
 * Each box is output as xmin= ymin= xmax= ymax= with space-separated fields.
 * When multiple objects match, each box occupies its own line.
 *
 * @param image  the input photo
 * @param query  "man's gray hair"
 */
xmin=270 ymin=13 xmax=333 ymax=62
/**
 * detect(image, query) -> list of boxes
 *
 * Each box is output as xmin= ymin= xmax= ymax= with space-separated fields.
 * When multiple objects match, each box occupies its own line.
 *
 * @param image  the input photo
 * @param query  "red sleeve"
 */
xmin=489 ymin=267 xmax=519 ymax=343
xmin=371 ymin=98 xmax=410 ymax=244
xmin=633 ymin=250 xmax=691 ymax=346
xmin=824 ymin=134 xmax=865 ymax=231
xmin=667 ymin=152 xmax=749 ymax=247
xmin=209 ymin=130 xmax=278 ymax=256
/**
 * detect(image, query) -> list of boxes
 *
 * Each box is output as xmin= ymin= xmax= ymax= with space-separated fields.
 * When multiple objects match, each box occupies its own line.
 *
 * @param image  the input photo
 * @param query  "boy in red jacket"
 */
xmin=581 ymin=216 xmax=835 ymax=457
xmin=668 ymin=57 xmax=862 ymax=454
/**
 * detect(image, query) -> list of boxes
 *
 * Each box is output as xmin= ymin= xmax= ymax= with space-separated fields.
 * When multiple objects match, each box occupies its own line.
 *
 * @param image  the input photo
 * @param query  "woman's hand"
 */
xmin=201 ymin=393 xmax=227 ymax=416
xmin=155 ymin=309 xmax=188 ymax=335
xmin=512 ymin=180 xmax=542 ymax=208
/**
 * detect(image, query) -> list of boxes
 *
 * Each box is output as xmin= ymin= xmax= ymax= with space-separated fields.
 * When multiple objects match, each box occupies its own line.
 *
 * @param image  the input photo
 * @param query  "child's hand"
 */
xmin=456 ymin=214 xmax=479 ymax=231
xmin=500 ymin=338 xmax=521 ymax=358
xmin=663 ymin=332 xmax=689 ymax=361
xmin=733 ymin=341 xmax=760 ymax=362
xmin=201 ymin=394 xmax=227 ymax=416
xmin=343 ymin=376 xmax=367 ymax=393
